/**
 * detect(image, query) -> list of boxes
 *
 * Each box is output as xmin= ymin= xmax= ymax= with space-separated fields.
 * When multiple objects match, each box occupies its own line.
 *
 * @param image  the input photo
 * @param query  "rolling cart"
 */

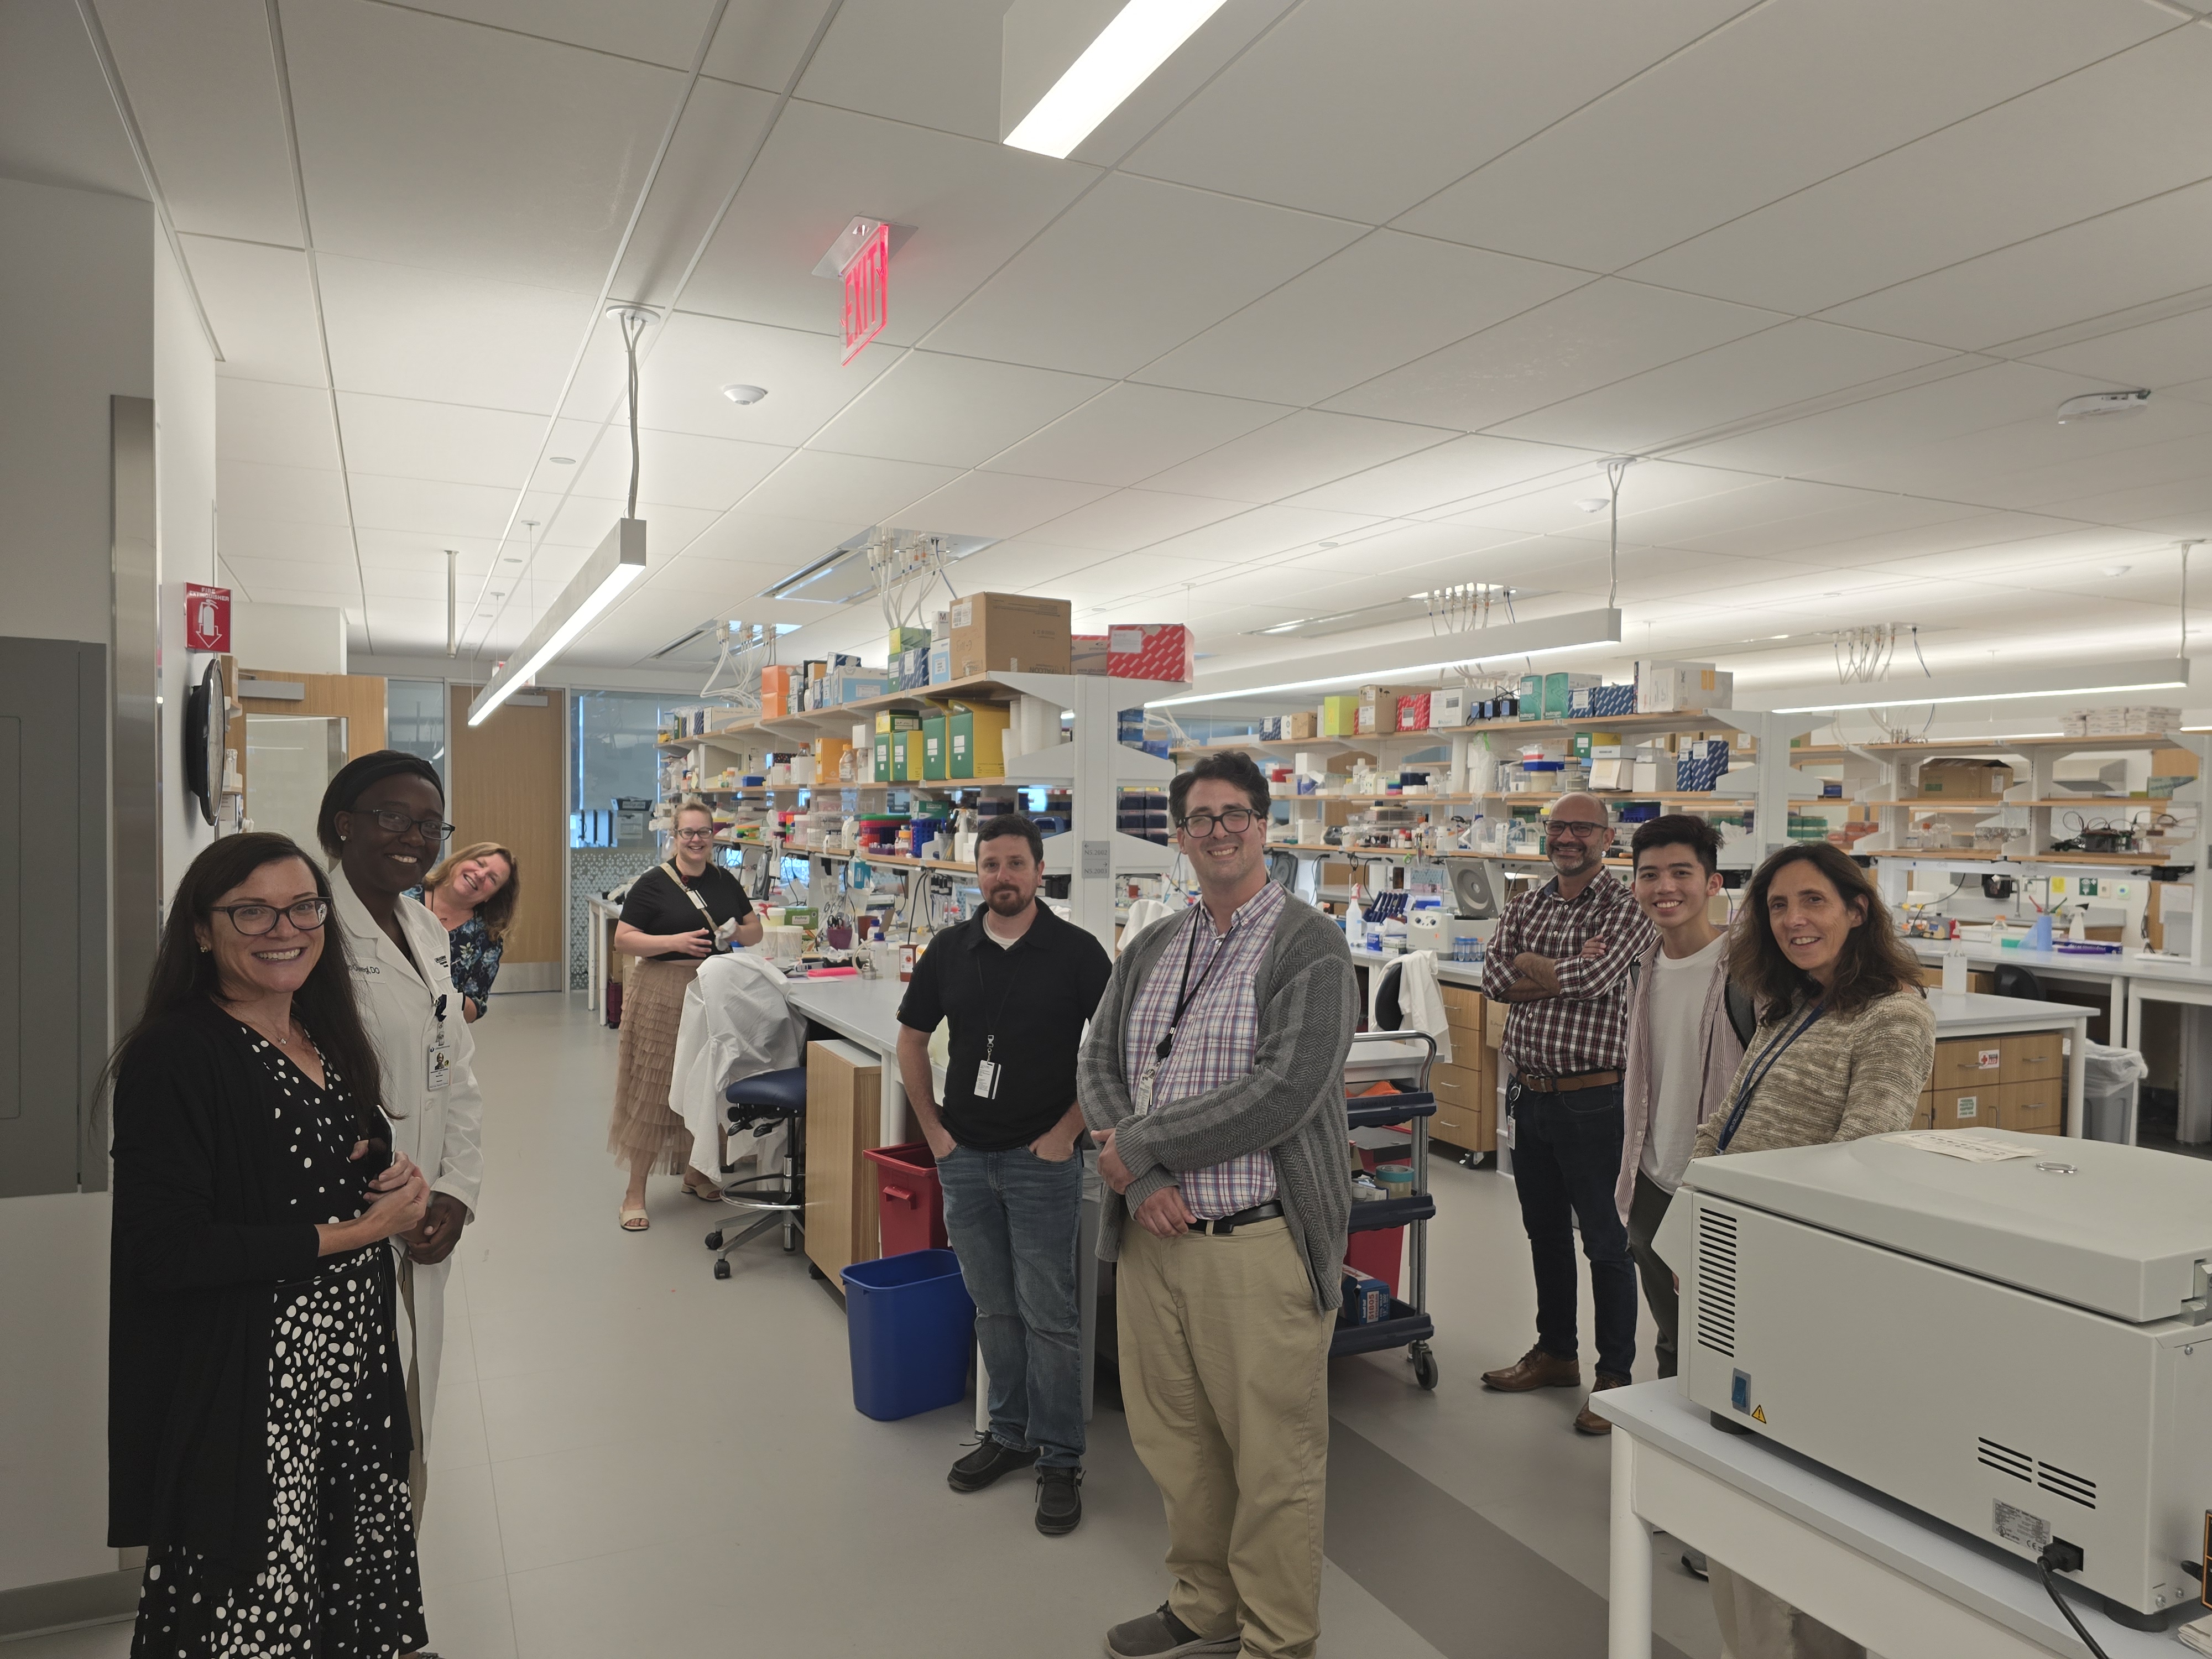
xmin=1337 ymin=1029 xmax=1439 ymax=1390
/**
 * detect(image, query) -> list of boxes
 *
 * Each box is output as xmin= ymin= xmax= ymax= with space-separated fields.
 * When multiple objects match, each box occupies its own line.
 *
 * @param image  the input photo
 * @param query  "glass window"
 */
xmin=573 ymin=691 xmax=666 ymax=848
xmin=387 ymin=680 xmax=448 ymax=799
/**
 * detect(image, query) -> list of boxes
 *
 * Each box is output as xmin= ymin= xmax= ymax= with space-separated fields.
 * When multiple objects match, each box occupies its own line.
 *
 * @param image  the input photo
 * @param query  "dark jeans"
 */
xmin=935 ymin=1144 xmax=1085 ymax=1468
xmin=1507 ymin=1078 xmax=1637 ymax=1380
xmin=1626 ymin=1168 xmax=1678 ymax=1379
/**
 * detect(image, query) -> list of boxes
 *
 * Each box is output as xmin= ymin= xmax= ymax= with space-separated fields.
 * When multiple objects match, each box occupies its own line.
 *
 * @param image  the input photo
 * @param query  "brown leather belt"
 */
xmin=1514 ymin=1070 xmax=1621 ymax=1094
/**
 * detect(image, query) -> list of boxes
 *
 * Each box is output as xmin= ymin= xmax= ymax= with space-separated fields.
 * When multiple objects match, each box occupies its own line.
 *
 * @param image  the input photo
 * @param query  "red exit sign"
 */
xmin=841 ymin=221 xmax=889 ymax=365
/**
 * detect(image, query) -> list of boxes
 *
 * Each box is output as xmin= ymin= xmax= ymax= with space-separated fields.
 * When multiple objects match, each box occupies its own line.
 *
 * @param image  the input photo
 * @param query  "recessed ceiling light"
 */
xmin=549 ymin=456 xmax=576 ymax=465
xmin=1575 ymin=497 xmax=1610 ymax=514
xmin=2057 ymin=389 xmax=2151 ymax=424
xmin=2103 ymin=565 xmax=2131 ymax=576
xmin=1824 ymin=591 xmax=1843 ymax=598
xmin=1316 ymin=540 xmax=1339 ymax=550
xmin=1769 ymin=634 xmax=1790 ymax=640
xmin=722 ymin=384 xmax=768 ymax=405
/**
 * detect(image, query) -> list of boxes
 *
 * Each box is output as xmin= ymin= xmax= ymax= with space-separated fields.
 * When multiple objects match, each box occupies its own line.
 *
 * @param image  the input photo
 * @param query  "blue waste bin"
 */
xmin=842 ymin=1248 xmax=975 ymax=1421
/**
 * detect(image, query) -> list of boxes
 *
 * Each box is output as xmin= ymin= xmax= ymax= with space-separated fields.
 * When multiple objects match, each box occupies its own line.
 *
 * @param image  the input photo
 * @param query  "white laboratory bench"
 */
xmin=1596 ymin=1380 xmax=2176 ymax=1659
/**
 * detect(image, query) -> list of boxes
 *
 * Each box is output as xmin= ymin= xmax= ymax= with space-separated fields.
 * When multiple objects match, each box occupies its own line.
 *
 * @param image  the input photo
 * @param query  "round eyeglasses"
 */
xmin=209 ymin=898 xmax=330 ymax=936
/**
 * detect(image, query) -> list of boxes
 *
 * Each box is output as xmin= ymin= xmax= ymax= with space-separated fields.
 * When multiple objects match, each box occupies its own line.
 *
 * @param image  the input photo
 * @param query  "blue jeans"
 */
xmin=935 ymin=1144 xmax=1085 ymax=1468
xmin=1507 ymin=1079 xmax=1637 ymax=1380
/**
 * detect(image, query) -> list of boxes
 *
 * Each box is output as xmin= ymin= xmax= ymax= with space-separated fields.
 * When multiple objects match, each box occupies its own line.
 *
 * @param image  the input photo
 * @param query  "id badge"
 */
xmin=426 ymin=1020 xmax=452 ymax=1092
xmin=1133 ymin=1061 xmax=1156 ymax=1114
xmin=974 ymin=1059 xmax=1000 ymax=1100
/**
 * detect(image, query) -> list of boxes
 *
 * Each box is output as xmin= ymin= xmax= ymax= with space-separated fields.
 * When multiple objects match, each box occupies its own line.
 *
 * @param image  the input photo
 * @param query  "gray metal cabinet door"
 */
xmin=0 ymin=637 xmax=108 ymax=1197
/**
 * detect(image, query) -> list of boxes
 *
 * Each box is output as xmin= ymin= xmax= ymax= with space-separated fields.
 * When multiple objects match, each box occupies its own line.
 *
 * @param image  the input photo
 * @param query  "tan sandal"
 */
xmin=681 ymin=1178 xmax=723 ymax=1202
xmin=619 ymin=1206 xmax=650 ymax=1232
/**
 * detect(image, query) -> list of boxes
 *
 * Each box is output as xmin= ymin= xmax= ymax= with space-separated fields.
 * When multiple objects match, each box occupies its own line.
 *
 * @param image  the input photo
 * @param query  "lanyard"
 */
xmin=1155 ymin=910 xmax=1235 ymax=1067
xmin=1714 ymin=1000 xmax=1824 ymax=1152
xmin=972 ymin=919 xmax=1023 ymax=1062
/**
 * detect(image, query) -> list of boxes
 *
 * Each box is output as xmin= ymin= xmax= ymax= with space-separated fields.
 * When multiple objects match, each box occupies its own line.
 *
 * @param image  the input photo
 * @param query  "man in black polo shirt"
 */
xmin=896 ymin=812 xmax=1113 ymax=1536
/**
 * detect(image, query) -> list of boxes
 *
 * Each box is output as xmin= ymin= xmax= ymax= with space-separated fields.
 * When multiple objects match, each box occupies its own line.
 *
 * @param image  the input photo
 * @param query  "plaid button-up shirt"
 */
xmin=1480 ymin=869 xmax=1656 ymax=1077
xmin=1122 ymin=879 xmax=1288 ymax=1218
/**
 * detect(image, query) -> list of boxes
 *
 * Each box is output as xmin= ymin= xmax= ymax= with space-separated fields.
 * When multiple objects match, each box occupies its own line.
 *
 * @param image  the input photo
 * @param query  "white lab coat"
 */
xmin=332 ymin=872 xmax=483 ymax=1455
xmin=1386 ymin=949 xmax=1454 ymax=1067
xmin=669 ymin=952 xmax=807 ymax=1181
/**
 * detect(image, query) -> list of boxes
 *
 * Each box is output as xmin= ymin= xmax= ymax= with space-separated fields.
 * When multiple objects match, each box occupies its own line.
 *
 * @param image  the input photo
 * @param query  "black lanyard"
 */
xmin=1714 ymin=1001 xmax=1824 ymax=1152
xmin=972 ymin=920 xmax=1023 ymax=1061
xmin=1155 ymin=911 xmax=1234 ymax=1067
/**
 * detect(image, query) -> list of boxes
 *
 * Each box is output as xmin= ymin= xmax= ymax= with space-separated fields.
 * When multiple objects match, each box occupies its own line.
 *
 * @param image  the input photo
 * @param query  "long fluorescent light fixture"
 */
xmin=467 ymin=518 xmax=646 ymax=727
xmin=1147 ymin=607 xmax=1623 ymax=708
xmin=1761 ymin=658 xmax=2190 ymax=716
xmin=1003 ymin=0 xmax=1231 ymax=158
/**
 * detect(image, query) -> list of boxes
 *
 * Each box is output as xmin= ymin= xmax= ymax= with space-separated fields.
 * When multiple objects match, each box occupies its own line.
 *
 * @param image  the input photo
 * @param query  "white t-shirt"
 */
xmin=1641 ymin=935 xmax=1728 ymax=1192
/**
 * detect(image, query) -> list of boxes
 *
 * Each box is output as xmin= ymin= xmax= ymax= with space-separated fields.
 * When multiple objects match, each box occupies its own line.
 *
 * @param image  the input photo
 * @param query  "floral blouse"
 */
xmin=405 ymin=886 xmax=503 ymax=1018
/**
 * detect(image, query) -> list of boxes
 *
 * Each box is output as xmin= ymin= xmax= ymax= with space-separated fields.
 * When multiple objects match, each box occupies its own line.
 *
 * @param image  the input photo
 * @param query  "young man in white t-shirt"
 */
xmin=1616 ymin=815 xmax=1746 ymax=1383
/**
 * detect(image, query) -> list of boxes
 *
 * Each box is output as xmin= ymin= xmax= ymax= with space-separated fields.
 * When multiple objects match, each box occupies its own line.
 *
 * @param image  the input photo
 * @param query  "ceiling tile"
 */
xmin=790 ymin=0 xmax=1004 ymax=141
xmin=0 ymin=0 xmax=144 ymax=199
xmin=890 ymin=472 xmax=1114 ymax=540
xmin=1024 ymin=489 xmax=1251 ymax=553
xmin=610 ymin=76 xmax=781 ymax=310
xmin=2027 ymin=303 xmax=2212 ymax=389
xmin=98 ymin=0 xmax=301 ymax=244
xmin=281 ymin=0 xmax=685 ymax=290
xmin=391 ymin=0 xmax=720 ymax=71
xmin=634 ymin=312 xmax=893 ymax=445
xmin=1433 ymin=457 xmax=1773 ymax=538
xmin=1275 ymin=520 xmax=1533 ymax=578
xmin=220 ymin=458 xmax=351 ymax=526
xmin=809 ymin=351 xmax=1108 ymax=468
xmin=223 ymin=555 xmax=359 ymax=597
xmin=531 ymin=419 xmax=791 ymax=510
xmin=732 ymin=448 xmax=959 ymax=523
xmin=1396 ymin=0 xmax=2171 ymax=272
xmin=922 ymin=174 xmax=1363 ymax=379
xmin=1136 ymin=504 xmax=1387 ymax=567
xmin=336 ymin=393 xmax=546 ymax=489
xmin=701 ymin=0 xmax=841 ymax=90
xmin=1490 ymin=320 xmax=1957 ymax=452
xmin=1623 ymin=28 xmax=2212 ymax=315
xmin=679 ymin=98 xmax=1097 ymax=347
xmin=1285 ymin=434 xmax=1602 ymax=518
xmin=218 ymin=517 xmax=357 ymax=566
xmin=346 ymin=473 xmax=516 ymax=541
xmin=1136 ymin=409 xmax=1450 ymax=505
xmin=1123 ymin=0 xmax=1756 ymax=223
xmin=1819 ymin=178 xmax=2212 ymax=351
xmin=1135 ymin=231 xmax=1591 ymax=406
xmin=218 ymin=378 xmax=341 ymax=472
xmin=678 ymin=509 xmax=862 ymax=567
xmin=1326 ymin=278 xmax=1783 ymax=432
xmin=316 ymin=254 xmax=597 ymax=412
xmin=982 ymin=383 xmax=1287 ymax=487
xmin=182 ymin=234 xmax=325 ymax=387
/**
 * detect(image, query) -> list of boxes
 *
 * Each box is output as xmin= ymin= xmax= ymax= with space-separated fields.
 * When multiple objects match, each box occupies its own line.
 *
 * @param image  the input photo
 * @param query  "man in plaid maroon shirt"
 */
xmin=1478 ymin=791 xmax=1657 ymax=1433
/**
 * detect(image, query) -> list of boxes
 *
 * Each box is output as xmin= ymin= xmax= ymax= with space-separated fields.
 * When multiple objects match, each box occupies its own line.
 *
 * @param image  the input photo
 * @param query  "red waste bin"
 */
xmin=864 ymin=1141 xmax=949 ymax=1256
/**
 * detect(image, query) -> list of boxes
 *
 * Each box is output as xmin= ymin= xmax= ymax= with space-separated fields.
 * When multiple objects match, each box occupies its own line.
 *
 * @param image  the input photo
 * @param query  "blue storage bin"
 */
xmin=841 ymin=1248 xmax=975 ymax=1421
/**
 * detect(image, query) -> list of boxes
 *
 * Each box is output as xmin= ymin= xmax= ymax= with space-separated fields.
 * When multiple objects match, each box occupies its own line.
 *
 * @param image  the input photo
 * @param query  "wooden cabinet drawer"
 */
xmin=1439 ymin=985 xmax=1484 ymax=1026
xmin=1995 ymin=1079 xmax=2063 ymax=1134
xmin=2000 ymin=1031 xmax=2065 ymax=1088
xmin=1929 ymin=1037 xmax=2001 ymax=1091
xmin=1928 ymin=1085 xmax=1996 ymax=1130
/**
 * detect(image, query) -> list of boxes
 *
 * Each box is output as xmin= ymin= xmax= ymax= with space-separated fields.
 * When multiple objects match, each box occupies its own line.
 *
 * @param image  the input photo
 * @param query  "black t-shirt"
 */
xmin=896 ymin=904 xmax=1114 ymax=1151
xmin=618 ymin=863 xmax=754 ymax=961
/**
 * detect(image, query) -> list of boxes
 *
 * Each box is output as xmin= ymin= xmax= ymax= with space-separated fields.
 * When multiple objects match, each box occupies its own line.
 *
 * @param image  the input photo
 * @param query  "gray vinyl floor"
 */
xmin=23 ymin=992 xmax=1725 ymax=1658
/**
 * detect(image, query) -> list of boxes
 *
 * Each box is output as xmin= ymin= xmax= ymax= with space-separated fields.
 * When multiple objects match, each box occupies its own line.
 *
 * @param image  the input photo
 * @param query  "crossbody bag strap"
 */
xmin=662 ymin=861 xmax=723 ymax=952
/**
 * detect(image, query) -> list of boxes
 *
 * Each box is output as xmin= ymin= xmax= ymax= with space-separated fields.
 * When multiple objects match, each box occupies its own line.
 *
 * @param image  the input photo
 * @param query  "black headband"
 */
xmin=329 ymin=749 xmax=444 ymax=809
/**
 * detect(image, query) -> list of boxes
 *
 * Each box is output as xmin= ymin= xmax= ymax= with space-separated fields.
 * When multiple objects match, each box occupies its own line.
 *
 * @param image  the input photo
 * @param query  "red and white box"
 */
xmin=1107 ymin=623 xmax=1196 ymax=685
xmin=1395 ymin=692 xmax=1431 ymax=732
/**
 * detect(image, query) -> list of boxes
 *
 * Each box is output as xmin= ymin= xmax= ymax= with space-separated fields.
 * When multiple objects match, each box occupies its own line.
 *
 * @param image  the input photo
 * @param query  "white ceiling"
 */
xmin=23 ymin=0 xmax=2212 ymax=692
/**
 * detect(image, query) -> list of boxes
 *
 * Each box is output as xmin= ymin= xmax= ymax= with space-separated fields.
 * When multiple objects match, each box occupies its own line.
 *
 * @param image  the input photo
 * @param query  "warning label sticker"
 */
xmin=1994 ymin=1499 xmax=2051 ymax=1551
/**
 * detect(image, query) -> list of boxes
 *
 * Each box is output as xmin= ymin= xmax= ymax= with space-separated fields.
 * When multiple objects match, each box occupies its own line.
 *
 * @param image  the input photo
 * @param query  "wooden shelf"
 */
xmin=800 ymin=848 xmax=977 ymax=873
xmin=1870 ymin=848 xmax=2171 ymax=867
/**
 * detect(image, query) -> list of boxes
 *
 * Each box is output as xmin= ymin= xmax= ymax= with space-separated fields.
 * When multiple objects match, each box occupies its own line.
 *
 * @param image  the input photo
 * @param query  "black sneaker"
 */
xmin=1035 ymin=1466 xmax=1083 ymax=1535
xmin=947 ymin=1437 xmax=1036 ymax=1493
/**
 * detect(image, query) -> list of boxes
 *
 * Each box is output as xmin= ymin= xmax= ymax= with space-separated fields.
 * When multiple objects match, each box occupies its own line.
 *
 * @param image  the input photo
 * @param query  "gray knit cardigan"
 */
xmin=1078 ymin=893 xmax=1357 ymax=1311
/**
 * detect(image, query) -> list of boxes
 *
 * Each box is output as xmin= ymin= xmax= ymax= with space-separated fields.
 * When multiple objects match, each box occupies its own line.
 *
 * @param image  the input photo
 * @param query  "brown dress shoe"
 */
xmin=1481 ymin=1346 xmax=1582 ymax=1392
xmin=1574 ymin=1373 xmax=1632 ymax=1433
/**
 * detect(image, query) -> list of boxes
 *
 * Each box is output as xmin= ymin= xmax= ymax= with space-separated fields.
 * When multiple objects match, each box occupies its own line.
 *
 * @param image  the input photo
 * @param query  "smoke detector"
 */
xmin=2057 ymin=390 xmax=2151 ymax=424
xmin=1575 ymin=497 xmax=1610 ymax=514
xmin=722 ymin=384 xmax=768 ymax=405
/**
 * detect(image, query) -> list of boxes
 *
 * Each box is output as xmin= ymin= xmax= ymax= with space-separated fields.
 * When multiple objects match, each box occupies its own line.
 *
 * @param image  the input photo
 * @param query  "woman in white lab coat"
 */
xmin=318 ymin=750 xmax=484 ymax=1525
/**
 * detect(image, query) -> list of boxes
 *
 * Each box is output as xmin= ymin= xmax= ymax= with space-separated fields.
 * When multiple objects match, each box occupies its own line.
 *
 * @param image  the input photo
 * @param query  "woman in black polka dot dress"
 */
xmin=109 ymin=835 xmax=437 ymax=1658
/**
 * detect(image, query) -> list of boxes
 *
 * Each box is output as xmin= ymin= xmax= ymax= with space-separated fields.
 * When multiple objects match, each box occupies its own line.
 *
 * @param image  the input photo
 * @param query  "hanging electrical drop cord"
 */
xmin=621 ymin=307 xmax=646 ymax=520
xmin=2033 ymin=1543 xmax=2109 ymax=1659
xmin=1605 ymin=456 xmax=1631 ymax=611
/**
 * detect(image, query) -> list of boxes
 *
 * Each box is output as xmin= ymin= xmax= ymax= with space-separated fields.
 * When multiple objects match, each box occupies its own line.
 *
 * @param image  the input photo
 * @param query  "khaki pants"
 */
xmin=1118 ymin=1217 xmax=1335 ymax=1659
xmin=1709 ymin=1563 xmax=1866 ymax=1659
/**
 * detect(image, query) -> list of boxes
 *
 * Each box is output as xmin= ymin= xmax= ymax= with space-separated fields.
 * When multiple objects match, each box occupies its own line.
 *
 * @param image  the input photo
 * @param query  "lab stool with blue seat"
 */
xmin=705 ymin=1064 xmax=807 ymax=1279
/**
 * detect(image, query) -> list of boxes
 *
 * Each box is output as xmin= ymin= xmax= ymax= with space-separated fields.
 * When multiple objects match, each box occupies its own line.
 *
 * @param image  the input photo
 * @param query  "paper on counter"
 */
xmin=1885 ymin=1130 xmax=2038 ymax=1162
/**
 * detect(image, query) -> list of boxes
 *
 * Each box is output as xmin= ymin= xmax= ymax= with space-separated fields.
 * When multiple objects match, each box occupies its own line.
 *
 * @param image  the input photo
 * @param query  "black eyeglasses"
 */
xmin=210 ymin=899 xmax=330 ymax=936
xmin=361 ymin=807 xmax=456 ymax=842
xmin=674 ymin=828 xmax=717 ymax=842
xmin=1178 ymin=807 xmax=1260 ymax=837
xmin=1548 ymin=818 xmax=1609 ymax=840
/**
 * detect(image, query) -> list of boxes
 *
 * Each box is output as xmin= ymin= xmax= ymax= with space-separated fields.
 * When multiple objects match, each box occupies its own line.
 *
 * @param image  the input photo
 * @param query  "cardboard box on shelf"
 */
xmin=1107 ymin=623 xmax=1196 ymax=684
xmin=888 ymin=625 xmax=931 ymax=658
xmin=950 ymin=700 xmax=1011 ymax=778
xmin=1322 ymin=695 xmax=1359 ymax=737
xmin=1431 ymin=688 xmax=1467 ymax=728
xmin=947 ymin=593 xmax=1072 ymax=677
xmin=1071 ymin=634 xmax=1110 ymax=675
xmin=1287 ymin=711 xmax=1319 ymax=739
xmin=921 ymin=713 xmax=949 ymax=781
xmin=1634 ymin=660 xmax=1733 ymax=714
xmin=1395 ymin=691 xmax=1432 ymax=731
xmin=1542 ymin=672 xmax=1600 ymax=717
xmin=1916 ymin=758 xmax=2014 ymax=798
xmin=899 ymin=728 xmax=927 ymax=782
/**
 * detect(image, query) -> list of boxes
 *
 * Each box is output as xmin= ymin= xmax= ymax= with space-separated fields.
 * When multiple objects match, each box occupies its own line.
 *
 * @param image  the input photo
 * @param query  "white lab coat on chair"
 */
xmin=670 ymin=951 xmax=807 ymax=1181
xmin=332 ymin=872 xmax=483 ymax=1462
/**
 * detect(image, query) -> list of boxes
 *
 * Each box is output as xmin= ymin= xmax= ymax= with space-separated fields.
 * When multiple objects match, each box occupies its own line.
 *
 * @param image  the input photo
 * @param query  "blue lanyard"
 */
xmin=1714 ymin=1001 xmax=1824 ymax=1152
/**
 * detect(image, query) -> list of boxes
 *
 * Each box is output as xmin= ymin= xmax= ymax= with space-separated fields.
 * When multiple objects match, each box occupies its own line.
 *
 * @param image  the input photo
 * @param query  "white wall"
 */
xmin=232 ymin=600 xmax=349 ymax=675
xmin=0 ymin=174 xmax=163 ymax=1598
xmin=157 ymin=233 xmax=218 ymax=905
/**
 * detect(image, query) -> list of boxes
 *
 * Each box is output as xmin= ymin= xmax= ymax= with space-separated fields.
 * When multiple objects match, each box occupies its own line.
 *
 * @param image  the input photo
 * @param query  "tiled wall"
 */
xmin=568 ymin=846 xmax=660 ymax=988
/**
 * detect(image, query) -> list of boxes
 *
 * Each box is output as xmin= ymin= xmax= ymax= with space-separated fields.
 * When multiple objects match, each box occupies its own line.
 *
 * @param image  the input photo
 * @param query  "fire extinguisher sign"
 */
xmin=185 ymin=583 xmax=231 ymax=653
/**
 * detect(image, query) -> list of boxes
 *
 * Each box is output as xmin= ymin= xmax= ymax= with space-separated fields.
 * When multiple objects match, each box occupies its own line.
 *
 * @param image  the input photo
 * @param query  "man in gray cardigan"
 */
xmin=1081 ymin=752 xmax=1355 ymax=1659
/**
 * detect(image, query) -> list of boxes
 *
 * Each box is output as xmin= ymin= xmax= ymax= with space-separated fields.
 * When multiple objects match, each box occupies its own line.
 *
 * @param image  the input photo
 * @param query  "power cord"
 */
xmin=2035 ymin=1541 xmax=2109 ymax=1659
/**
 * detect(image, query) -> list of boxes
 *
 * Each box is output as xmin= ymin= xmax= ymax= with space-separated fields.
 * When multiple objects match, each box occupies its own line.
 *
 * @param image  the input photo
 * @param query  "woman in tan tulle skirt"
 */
xmin=608 ymin=801 xmax=763 ymax=1230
